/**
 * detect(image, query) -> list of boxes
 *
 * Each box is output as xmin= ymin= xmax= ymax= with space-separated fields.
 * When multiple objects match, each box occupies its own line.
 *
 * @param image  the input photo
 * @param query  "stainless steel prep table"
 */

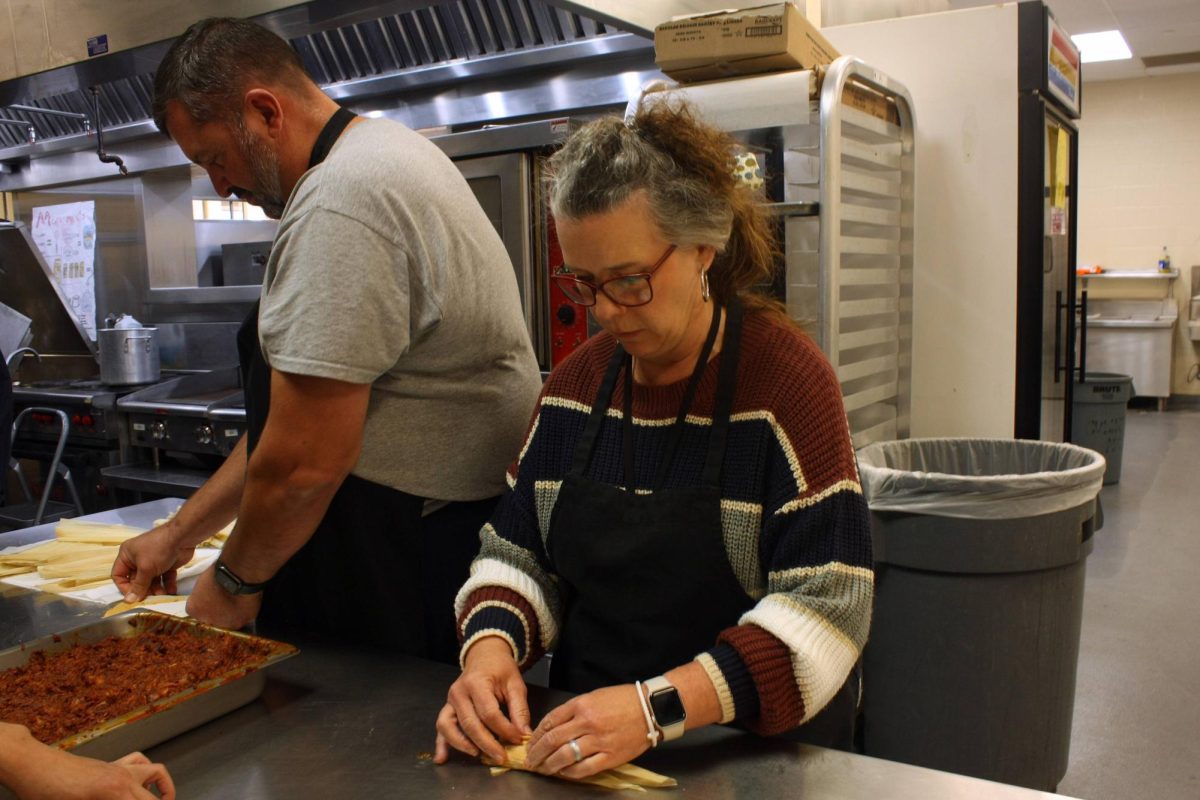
xmin=0 ymin=499 xmax=184 ymax=650
xmin=142 ymin=644 xmax=1075 ymax=799
xmin=1 ymin=501 xmax=1080 ymax=799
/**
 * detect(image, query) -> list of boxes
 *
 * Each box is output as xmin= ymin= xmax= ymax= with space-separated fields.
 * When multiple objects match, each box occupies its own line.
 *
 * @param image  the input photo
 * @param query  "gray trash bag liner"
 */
xmin=856 ymin=438 xmax=1105 ymax=519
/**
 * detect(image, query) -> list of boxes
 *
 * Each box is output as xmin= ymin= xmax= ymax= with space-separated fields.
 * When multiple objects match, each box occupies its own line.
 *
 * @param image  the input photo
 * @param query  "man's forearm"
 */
xmin=165 ymin=435 xmax=248 ymax=548
xmin=216 ymin=442 xmax=353 ymax=584
xmin=212 ymin=369 xmax=370 ymax=586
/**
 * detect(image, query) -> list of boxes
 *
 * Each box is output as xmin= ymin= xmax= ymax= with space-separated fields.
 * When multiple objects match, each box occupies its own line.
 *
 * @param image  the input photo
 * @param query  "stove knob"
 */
xmin=195 ymin=425 xmax=214 ymax=446
xmin=150 ymin=421 xmax=168 ymax=441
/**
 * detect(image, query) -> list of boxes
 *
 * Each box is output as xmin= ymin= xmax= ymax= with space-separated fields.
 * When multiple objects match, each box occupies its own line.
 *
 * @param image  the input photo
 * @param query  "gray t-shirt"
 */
xmin=258 ymin=118 xmax=542 ymax=501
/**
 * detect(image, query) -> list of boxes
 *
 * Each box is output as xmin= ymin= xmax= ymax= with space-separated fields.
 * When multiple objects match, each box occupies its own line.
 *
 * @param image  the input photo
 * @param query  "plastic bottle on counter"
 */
xmin=1158 ymin=246 xmax=1171 ymax=272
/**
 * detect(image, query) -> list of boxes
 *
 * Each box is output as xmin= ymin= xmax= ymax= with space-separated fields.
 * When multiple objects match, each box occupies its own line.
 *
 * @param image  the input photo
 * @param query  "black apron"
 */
xmin=545 ymin=300 xmax=859 ymax=749
xmin=234 ymin=107 xmax=488 ymax=661
xmin=547 ymin=300 xmax=748 ymax=689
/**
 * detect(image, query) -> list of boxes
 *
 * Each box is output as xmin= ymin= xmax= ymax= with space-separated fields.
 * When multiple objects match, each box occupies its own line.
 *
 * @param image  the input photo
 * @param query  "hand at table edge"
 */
xmin=434 ymin=635 xmax=531 ymax=765
xmin=0 ymin=723 xmax=176 ymax=800
xmin=183 ymin=565 xmax=262 ymax=630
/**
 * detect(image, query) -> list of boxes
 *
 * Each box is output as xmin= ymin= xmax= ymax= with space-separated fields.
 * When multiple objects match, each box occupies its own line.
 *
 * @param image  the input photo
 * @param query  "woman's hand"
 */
xmin=524 ymin=684 xmax=652 ymax=779
xmin=434 ymin=636 xmax=531 ymax=764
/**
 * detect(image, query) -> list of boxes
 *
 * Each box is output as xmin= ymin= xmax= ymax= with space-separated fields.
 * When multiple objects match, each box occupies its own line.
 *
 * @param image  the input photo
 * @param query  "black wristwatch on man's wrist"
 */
xmin=643 ymin=675 xmax=687 ymax=742
xmin=213 ymin=559 xmax=268 ymax=596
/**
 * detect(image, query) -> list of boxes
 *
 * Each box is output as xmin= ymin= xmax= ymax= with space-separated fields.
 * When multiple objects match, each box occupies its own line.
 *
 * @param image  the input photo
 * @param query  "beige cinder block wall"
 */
xmin=1077 ymin=72 xmax=1200 ymax=396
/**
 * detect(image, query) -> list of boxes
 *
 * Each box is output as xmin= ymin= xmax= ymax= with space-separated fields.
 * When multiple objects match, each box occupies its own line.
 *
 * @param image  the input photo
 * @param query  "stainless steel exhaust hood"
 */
xmin=0 ymin=0 xmax=660 ymax=183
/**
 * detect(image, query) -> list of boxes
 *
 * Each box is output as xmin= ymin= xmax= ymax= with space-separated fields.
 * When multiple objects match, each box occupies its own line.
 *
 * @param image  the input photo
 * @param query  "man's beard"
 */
xmin=232 ymin=118 xmax=287 ymax=220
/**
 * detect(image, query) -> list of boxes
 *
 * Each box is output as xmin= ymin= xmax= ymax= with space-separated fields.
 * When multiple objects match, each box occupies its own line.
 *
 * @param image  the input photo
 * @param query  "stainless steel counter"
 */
xmin=1 ymin=502 xmax=1080 ymax=799
xmin=0 ymin=499 xmax=184 ymax=650
xmin=142 ymin=644 xmax=1072 ymax=799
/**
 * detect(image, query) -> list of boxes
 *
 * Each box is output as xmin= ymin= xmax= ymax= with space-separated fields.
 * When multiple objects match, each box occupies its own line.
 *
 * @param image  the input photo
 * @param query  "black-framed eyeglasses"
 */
xmin=553 ymin=244 xmax=677 ymax=308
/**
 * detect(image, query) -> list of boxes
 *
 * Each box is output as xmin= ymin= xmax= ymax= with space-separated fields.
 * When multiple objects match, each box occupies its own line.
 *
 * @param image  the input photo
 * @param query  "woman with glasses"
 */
xmin=434 ymin=101 xmax=873 ymax=778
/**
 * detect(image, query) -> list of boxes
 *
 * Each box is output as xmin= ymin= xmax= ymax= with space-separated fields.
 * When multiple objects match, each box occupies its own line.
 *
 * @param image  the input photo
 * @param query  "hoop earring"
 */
xmin=701 ymin=271 xmax=710 ymax=302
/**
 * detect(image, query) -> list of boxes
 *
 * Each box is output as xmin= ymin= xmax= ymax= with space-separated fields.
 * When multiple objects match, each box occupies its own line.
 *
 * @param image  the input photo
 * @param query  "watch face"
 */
xmin=650 ymin=687 xmax=686 ymax=726
xmin=214 ymin=563 xmax=241 ymax=593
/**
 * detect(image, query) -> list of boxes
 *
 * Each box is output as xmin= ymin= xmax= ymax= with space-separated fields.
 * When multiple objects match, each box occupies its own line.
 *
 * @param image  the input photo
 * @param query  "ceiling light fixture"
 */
xmin=1071 ymin=30 xmax=1133 ymax=63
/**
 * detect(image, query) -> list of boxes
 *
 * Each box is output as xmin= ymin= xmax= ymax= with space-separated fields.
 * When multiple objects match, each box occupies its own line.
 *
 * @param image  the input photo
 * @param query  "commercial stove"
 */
xmin=10 ymin=377 xmax=142 ymax=515
xmin=13 ymin=378 xmax=124 ymax=445
xmin=102 ymin=368 xmax=245 ymax=497
xmin=10 ymin=373 xmax=196 ymax=512
xmin=1 ymin=220 xmax=194 ymax=514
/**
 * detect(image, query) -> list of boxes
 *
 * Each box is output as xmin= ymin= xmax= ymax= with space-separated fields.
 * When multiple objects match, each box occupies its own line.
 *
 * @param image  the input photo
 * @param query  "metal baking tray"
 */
xmin=0 ymin=612 xmax=297 ymax=762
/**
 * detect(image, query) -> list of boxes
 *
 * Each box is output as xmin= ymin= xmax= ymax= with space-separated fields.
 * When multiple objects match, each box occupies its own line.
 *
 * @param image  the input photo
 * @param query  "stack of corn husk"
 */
xmin=152 ymin=513 xmax=235 ymax=548
xmin=483 ymin=739 xmax=677 ymax=792
xmin=0 ymin=518 xmax=232 ymax=593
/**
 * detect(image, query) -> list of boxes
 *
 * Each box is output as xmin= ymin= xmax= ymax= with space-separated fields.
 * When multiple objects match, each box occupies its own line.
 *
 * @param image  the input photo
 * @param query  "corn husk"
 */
xmin=0 ymin=540 xmax=102 ymax=567
xmin=54 ymin=520 xmax=144 ymax=544
xmin=103 ymin=595 xmax=186 ymax=617
xmin=483 ymin=739 xmax=676 ymax=792
xmin=154 ymin=514 xmax=233 ymax=548
xmin=36 ymin=552 xmax=119 ymax=579
xmin=38 ymin=576 xmax=113 ymax=593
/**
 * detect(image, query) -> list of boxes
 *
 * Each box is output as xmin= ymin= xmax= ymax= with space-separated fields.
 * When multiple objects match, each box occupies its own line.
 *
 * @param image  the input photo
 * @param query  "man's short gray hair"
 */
xmin=153 ymin=17 xmax=309 ymax=137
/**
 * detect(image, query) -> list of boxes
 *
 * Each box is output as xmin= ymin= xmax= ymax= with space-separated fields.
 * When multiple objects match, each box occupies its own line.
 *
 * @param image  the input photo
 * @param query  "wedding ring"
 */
xmin=568 ymin=738 xmax=583 ymax=764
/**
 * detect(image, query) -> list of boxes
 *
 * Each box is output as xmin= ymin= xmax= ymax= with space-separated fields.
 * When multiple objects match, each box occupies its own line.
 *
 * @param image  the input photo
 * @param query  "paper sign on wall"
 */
xmin=31 ymin=201 xmax=98 ymax=340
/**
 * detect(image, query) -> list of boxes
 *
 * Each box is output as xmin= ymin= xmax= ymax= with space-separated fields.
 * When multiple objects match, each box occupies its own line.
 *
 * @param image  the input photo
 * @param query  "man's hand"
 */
xmin=184 ymin=566 xmax=262 ymax=630
xmin=111 ymin=525 xmax=195 ymax=604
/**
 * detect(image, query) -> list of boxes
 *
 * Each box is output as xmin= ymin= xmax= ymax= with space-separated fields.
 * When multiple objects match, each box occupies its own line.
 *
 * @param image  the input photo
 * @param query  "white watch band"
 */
xmin=643 ymin=675 xmax=686 ymax=742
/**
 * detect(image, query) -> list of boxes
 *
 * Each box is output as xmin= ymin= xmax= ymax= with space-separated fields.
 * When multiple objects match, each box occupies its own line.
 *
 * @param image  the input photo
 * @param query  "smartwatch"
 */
xmin=213 ymin=560 xmax=268 ymax=596
xmin=643 ymin=675 xmax=687 ymax=742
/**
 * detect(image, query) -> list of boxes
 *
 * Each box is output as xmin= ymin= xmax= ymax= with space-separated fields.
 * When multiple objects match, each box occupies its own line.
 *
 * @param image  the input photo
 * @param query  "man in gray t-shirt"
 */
xmin=259 ymin=117 xmax=539 ymax=502
xmin=112 ymin=18 xmax=542 ymax=660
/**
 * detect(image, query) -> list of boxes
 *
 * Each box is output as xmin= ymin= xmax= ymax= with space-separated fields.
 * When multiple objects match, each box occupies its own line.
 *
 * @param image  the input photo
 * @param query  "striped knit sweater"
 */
xmin=455 ymin=310 xmax=873 ymax=735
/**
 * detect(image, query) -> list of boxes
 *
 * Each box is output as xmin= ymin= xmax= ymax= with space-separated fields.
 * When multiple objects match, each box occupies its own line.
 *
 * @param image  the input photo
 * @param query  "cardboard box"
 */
xmin=655 ymin=3 xmax=839 ymax=84
xmin=839 ymin=79 xmax=901 ymax=126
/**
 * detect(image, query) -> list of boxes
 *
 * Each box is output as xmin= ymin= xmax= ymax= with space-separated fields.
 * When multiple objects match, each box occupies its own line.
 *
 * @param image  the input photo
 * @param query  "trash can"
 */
xmin=1072 ymin=372 xmax=1134 ymax=484
xmin=856 ymin=438 xmax=1106 ymax=792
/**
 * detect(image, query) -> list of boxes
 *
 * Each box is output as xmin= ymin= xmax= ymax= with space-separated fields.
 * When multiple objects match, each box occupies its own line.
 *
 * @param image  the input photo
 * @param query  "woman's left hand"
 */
xmin=524 ymin=684 xmax=652 ymax=779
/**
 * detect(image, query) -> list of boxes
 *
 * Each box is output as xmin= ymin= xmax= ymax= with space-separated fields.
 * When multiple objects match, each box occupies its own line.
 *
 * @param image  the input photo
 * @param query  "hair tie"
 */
xmin=625 ymin=80 xmax=672 ymax=127
xmin=732 ymin=151 xmax=764 ymax=190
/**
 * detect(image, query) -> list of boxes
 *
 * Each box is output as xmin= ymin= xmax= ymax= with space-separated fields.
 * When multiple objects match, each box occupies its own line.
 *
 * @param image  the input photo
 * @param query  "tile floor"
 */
xmin=1057 ymin=403 xmax=1200 ymax=799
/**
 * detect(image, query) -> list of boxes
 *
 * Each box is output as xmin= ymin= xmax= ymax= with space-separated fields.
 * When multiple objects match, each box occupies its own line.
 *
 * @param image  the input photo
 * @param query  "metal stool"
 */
xmin=0 ymin=407 xmax=84 ymax=528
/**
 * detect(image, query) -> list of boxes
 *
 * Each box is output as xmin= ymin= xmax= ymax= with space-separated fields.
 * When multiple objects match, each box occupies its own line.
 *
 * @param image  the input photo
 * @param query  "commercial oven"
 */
xmin=429 ymin=119 xmax=588 ymax=372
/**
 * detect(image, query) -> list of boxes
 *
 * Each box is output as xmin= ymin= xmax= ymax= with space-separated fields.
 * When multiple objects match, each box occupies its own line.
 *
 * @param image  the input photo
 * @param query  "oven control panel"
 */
xmin=129 ymin=413 xmax=243 ymax=457
xmin=13 ymin=403 xmax=116 ymax=445
xmin=546 ymin=214 xmax=590 ymax=367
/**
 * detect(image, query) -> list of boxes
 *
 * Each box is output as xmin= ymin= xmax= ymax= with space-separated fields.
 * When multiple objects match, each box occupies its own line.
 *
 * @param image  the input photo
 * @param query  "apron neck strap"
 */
xmin=701 ymin=298 xmax=744 ymax=485
xmin=567 ymin=298 xmax=743 ymax=490
xmin=308 ymin=107 xmax=357 ymax=170
xmin=569 ymin=342 xmax=627 ymax=478
xmin=651 ymin=302 xmax=724 ymax=490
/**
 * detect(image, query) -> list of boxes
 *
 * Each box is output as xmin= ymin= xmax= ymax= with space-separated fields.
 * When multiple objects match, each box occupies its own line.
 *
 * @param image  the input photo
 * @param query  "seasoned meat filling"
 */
xmin=0 ymin=628 xmax=273 ymax=744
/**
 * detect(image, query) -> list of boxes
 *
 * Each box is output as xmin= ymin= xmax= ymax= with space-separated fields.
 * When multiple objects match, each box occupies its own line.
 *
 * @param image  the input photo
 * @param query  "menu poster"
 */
xmin=31 ymin=200 xmax=98 ymax=340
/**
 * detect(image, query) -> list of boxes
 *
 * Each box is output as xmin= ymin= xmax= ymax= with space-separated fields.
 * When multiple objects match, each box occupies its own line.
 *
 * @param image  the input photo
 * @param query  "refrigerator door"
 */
xmin=1040 ymin=113 xmax=1075 ymax=440
xmin=1015 ymin=98 xmax=1078 ymax=442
